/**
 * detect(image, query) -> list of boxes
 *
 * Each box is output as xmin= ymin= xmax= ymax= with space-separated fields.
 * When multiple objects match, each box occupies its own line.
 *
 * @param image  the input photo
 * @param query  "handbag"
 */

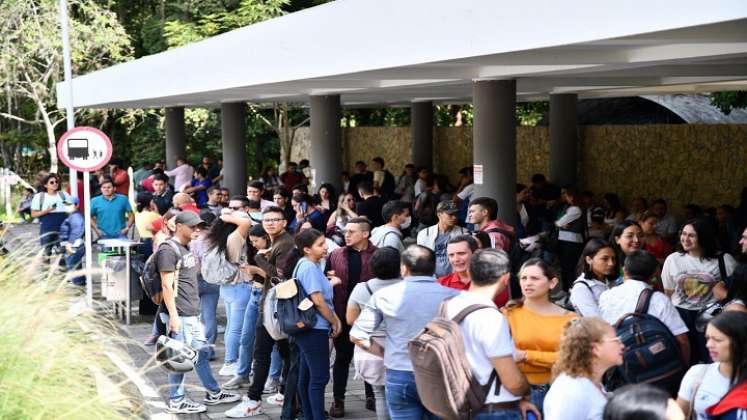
xmin=275 ymin=261 xmax=318 ymax=335
xmin=694 ymin=254 xmax=728 ymax=332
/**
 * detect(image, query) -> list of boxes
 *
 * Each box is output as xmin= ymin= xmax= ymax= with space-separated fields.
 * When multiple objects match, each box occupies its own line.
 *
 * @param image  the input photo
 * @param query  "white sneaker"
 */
xmin=167 ymin=398 xmax=207 ymax=414
xmin=219 ymin=362 xmax=238 ymax=377
xmin=225 ymin=397 xmax=264 ymax=418
xmin=204 ymin=390 xmax=241 ymax=406
xmin=262 ymin=377 xmax=279 ymax=394
xmin=266 ymin=393 xmax=284 ymax=406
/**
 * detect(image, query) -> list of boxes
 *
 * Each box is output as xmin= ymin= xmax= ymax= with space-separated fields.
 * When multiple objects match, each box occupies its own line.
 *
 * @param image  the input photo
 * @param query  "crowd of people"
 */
xmin=25 ymin=154 xmax=747 ymax=419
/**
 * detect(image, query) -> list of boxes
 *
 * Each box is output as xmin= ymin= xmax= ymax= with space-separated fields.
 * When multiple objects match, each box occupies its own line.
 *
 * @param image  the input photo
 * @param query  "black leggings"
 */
xmin=248 ymin=322 xmax=289 ymax=401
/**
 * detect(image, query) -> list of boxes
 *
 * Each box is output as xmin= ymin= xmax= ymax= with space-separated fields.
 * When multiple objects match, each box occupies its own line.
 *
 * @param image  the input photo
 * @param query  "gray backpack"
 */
xmin=200 ymin=246 xmax=239 ymax=285
xmin=262 ymin=285 xmax=288 ymax=341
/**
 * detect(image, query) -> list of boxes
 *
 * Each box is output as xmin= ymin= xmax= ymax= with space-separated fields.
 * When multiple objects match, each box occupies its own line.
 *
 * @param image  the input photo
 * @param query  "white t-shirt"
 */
xmin=30 ymin=191 xmax=68 ymax=214
xmin=598 ymin=279 xmax=688 ymax=335
xmin=444 ymin=291 xmax=519 ymax=404
xmin=661 ymin=252 xmax=736 ymax=310
xmin=556 ymin=205 xmax=584 ymax=243
xmin=457 ymin=183 xmax=474 ymax=201
xmin=165 ymin=164 xmax=194 ymax=192
xmin=678 ymin=363 xmax=731 ymax=420
xmin=348 ymin=277 xmax=403 ymax=310
xmin=544 ymin=373 xmax=608 ymax=420
xmin=569 ymin=275 xmax=608 ymax=318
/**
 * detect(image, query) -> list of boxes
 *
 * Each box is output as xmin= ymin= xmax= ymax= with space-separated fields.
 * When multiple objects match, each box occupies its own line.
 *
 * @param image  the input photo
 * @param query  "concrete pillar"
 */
xmin=310 ymin=95 xmax=342 ymax=192
xmin=221 ymin=102 xmax=247 ymax=197
xmin=410 ymin=101 xmax=433 ymax=170
xmin=549 ymin=93 xmax=578 ymax=187
xmin=164 ymin=107 xmax=186 ymax=169
xmin=473 ymin=80 xmax=517 ymax=225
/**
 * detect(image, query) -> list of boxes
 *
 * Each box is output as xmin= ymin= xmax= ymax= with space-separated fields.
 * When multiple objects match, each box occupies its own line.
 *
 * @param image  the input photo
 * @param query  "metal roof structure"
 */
xmin=57 ymin=0 xmax=747 ymax=109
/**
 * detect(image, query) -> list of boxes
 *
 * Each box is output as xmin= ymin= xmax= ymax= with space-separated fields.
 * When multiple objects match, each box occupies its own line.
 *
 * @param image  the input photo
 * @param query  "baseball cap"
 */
xmin=64 ymin=196 xmax=80 ymax=206
xmin=175 ymin=211 xmax=205 ymax=227
xmin=436 ymin=200 xmax=459 ymax=214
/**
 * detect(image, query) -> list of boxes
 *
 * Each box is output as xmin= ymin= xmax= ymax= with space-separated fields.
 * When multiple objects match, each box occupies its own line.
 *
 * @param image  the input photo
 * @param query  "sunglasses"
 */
xmin=48 ymin=180 xmax=59 ymax=184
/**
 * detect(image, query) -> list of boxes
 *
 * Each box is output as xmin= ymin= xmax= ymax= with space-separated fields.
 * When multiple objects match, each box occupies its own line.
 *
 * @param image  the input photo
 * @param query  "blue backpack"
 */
xmin=608 ymin=288 xmax=685 ymax=396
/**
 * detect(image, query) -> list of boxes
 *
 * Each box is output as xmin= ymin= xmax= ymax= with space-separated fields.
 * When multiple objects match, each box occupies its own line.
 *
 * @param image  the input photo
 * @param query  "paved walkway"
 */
xmin=2 ymin=223 xmax=378 ymax=420
xmin=125 ymin=312 xmax=376 ymax=420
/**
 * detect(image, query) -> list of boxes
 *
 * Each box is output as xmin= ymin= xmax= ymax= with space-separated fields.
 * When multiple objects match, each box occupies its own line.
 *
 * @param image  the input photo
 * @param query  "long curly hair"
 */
xmin=552 ymin=317 xmax=610 ymax=380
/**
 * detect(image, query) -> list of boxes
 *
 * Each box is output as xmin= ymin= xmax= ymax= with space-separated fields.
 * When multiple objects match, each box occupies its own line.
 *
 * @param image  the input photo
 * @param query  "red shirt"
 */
xmin=438 ymin=272 xmax=509 ymax=308
xmin=66 ymin=180 xmax=86 ymax=215
xmin=112 ymin=168 xmax=130 ymax=196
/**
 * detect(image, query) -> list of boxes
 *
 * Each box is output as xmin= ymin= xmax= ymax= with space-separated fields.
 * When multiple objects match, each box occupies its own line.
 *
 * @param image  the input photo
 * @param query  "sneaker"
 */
xmin=167 ymin=398 xmax=207 ymax=414
xmin=223 ymin=375 xmax=251 ymax=390
xmin=205 ymin=390 xmax=241 ymax=406
xmin=266 ymin=393 xmax=284 ymax=406
xmin=225 ymin=397 xmax=263 ymax=418
xmin=219 ymin=362 xmax=238 ymax=377
xmin=262 ymin=377 xmax=279 ymax=394
xmin=217 ymin=324 xmax=226 ymax=334
xmin=143 ymin=334 xmax=159 ymax=346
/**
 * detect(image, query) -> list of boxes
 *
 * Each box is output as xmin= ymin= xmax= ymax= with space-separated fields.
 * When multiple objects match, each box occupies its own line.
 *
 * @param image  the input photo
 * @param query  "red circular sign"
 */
xmin=57 ymin=126 xmax=113 ymax=172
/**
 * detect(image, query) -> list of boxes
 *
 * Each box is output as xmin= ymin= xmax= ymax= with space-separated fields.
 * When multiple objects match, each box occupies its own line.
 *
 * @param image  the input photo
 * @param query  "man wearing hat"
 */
xmin=416 ymin=200 xmax=470 ymax=277
xmin=157 ymin=211 xmax=240 ymax=414
xmin=59 ymin=196 xmax=86 ymax=285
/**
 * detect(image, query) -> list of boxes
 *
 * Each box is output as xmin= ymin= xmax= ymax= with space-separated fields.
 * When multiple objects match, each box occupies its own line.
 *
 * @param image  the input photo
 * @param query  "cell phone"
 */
xmin=526 ymin=412 xmax=537 ymax=420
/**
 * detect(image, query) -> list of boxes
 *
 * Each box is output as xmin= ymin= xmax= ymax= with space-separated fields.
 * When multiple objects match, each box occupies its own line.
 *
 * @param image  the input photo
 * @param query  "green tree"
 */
xmin=710 ymin=91 xmax=747 ymax=115
xmin=0 ymin=0 xmax=132 ymax=172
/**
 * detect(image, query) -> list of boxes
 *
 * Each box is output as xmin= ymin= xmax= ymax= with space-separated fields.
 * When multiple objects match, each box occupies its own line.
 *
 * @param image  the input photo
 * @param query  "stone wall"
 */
xmin=287 ymin=124 xmax=747 ymax=215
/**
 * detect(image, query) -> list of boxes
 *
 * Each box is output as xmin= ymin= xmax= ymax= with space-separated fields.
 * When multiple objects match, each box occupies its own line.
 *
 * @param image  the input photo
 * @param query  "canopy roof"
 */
xmin=57 ymin=0 xmax=747 ymax=109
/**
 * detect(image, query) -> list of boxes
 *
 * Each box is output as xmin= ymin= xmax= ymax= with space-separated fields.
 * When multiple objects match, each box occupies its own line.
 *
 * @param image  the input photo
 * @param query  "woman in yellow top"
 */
xmin=134 ymin=192 xmax=161 ymax=257
xmin=502 ymin=258 xmax=578 ymax=416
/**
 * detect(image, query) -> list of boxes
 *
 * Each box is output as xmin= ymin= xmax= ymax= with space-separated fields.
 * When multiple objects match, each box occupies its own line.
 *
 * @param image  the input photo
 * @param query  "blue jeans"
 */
xmin=220 ymin=283 xmax=252 ymax=365
xmin=159 ymin=313 xmax=220 ymax=401
xmin=473 ymin=408 xmax=521 ymax=420
xmin=270 ymin=345 xmax=282 ymax=380
xmin=296 ymin=329 xmax=330 ymax=420
xmin=236 ymin=287 xmax=263 ymax=378
xmin=199 ymin=279 xmax=220 ymax=359
xmin=66 ymin=246 xmax=86 ymax=285
xmin=385 ymin=369 xmax=438 ymax=420
xmin=530 ymin=384 xmax=549 ymax=418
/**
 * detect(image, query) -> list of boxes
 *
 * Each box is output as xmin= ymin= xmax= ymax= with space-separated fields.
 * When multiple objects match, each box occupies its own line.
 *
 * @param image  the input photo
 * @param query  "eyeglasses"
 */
xmin=602 ymin=336 xmax=623 ymax=343
xmin=263 ymin=218 xmax=284 ymax=224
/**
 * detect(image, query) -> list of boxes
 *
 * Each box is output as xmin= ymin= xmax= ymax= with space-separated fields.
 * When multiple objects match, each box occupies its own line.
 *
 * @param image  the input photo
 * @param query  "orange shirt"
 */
xmin=501 ymin=305 xmax=577 ymax=385
xmin=438 ymin=273 xmax=509 ymax=307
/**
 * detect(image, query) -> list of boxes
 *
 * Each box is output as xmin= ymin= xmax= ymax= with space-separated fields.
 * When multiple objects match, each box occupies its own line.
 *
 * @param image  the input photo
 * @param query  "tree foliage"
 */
xmin=0 ymin=0 xmax=132 ymax=172
xmin=710 ymin=91 xmax=747 ymax=115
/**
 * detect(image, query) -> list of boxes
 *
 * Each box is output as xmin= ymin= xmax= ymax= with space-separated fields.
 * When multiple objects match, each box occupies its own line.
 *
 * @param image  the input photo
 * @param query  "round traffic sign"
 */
xmin=57 ymin=126 xmax=113 ymax=172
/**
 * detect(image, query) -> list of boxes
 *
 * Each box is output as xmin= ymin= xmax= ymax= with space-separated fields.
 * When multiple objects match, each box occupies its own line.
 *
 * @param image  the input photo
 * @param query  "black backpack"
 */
xmin=607 ymin=288 xmax=685 ymax=396
xmin=275 ymin=261 xmax=318 ymax=335
xmin=139 ymin=240 xmax=182 ymax=305
xmin=415 ymin=192 xmax=439 ymax=226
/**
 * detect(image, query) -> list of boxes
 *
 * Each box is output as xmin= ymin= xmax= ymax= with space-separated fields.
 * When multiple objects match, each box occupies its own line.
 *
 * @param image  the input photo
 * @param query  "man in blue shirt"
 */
xmin=90 ymin=177 xmax=134 ymax=239
xmin=351 ymin=245 xmax=458 ymax=419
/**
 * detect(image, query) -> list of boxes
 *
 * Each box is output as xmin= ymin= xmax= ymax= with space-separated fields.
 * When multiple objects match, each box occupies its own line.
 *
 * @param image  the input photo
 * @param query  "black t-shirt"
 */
xmin=156 ymin=239 xmax=200 ymax=317
xmin=356 ymin=196 xmax=385 ymax=227
xmin=346 ymin=247 xmax=362 ymax=298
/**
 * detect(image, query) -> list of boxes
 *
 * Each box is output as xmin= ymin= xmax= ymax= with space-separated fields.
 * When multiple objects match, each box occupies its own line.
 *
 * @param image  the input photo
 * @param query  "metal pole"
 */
xmin=59 ymin=0 xmax=77 ymax=196
xmin=84 ymin=171 xmax=93 ymax=306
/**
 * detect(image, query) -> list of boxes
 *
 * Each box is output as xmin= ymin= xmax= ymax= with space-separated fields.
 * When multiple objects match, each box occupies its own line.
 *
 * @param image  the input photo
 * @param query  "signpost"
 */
xmin=57 ymin=127 xmax=113 ymax=306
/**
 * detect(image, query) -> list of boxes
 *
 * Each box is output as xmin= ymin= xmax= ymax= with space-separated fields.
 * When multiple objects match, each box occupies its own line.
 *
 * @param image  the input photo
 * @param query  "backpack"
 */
xmin=140 ymin=240 xmax=182 ymax=305
xmin=607 ymin=288 xmax=685 ymax=395
xmin=408 ymin=299 xmax=500 ymax=420
xmin=262 ymin=285 xmax=288 ymax=341
xmin=200 ymin=246 xmax=239 ymax=285
xmin=35 ymin=191 xmax=69 ymax=211
xmin=415 ymin=191 xmax=439 ymax=226
xmin=275 ymin=261 xmax=318 ymax=335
